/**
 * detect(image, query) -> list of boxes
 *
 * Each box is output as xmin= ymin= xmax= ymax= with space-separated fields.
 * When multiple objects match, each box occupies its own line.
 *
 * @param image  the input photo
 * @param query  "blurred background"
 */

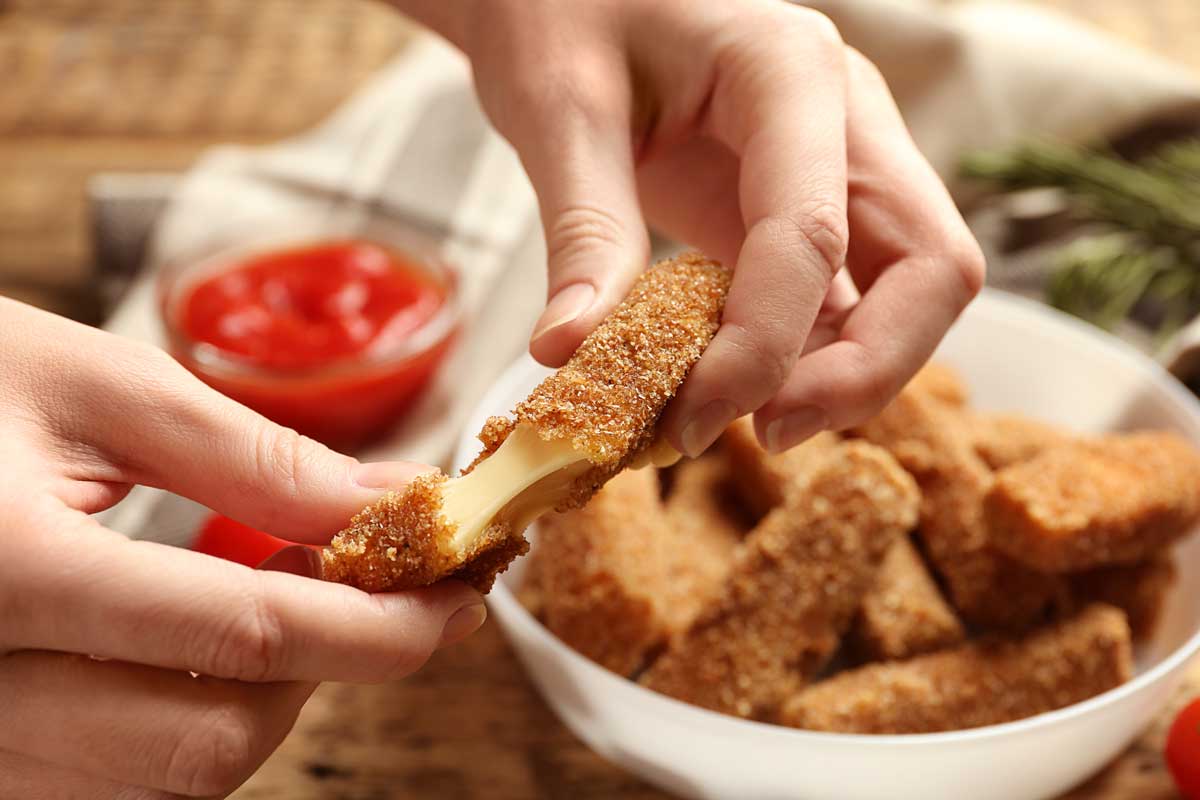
xmin=1 ymin=0 xmax=1197 ymax=326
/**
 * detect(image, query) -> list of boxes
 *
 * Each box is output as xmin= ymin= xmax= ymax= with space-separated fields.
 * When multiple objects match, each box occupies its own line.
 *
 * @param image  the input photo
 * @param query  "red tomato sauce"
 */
xmin=170 ymin=240 xmax=455 ymax=450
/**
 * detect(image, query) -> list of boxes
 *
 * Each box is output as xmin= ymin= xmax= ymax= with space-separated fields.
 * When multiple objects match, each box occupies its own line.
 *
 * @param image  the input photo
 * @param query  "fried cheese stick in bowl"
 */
xmin=322 ymin=252 xmax=730 ymax=592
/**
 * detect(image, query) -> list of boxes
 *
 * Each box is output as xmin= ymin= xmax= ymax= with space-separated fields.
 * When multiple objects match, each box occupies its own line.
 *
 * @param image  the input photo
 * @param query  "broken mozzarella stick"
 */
xmin=852 ymin=388 xmax=1064 ymax=630
xmin=322 ymin=252 xmax=730 ymax=592
xmin=781 ymin=604 xmax=1133 ymax=734
xmin=853 ymin=536 xmax=965 ymax=661
xmin=721 ymin=415 xmax=841 ymax=517
xmin=986 ymin=432 xmax=1200 ymax=572
xmin=639 ymin=442 xmax=919 ymax=719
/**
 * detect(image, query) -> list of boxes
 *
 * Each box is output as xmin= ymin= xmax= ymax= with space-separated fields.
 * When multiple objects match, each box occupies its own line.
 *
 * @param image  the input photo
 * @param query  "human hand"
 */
xmin=398 ymin=0 xmax=985 ymax=455
xmin=0 ymin=298 xmax=485 ymax=798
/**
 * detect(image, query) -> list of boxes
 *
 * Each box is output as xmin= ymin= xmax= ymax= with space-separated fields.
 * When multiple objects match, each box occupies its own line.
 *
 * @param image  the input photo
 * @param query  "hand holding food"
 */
xmin=0 ymin=297 xmax=484 ymax=797
xmin=393 ymin=0 xmax=985 ymax=457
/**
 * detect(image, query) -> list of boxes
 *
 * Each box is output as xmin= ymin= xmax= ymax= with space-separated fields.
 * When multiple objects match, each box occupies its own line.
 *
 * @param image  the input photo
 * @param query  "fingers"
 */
xmin=14 ymin=302 xmax=429 ymax=541
xmin=0 ymin=650 xmax=312 ymax=797
xmin=662 ymin=8 xmax=850 ymax=456
xmin=753 ymin=50 xmax=984 ymax=450
xmin=0 ymin=750 xmax=185 ymax=800
xmin=4 ymin=511 xmax=485 ymax=683
xmin=506 ymin=56 xmax=651 ymax=366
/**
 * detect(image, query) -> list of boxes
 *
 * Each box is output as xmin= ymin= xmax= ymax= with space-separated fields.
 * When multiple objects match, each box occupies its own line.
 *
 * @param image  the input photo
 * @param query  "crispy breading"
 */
xmin=908 ymin=361 xmax=968 ymax=407
xmin=638 ymin=442 xmax=919 ymax=719
xmin=781 ymin=604 xmax=1133 ymax=734
xmin=323 ymin=252 xmax=730 ymax=592
xmin=531 ymin=469 xmax=675 ymax=675
xmin=1068 ymin=555 xmax=1177 ymax=640
xmin=852 ymin=389 xmax=1065 ymax=629
xmin=721 ymin=416 xmax=841 ymax=516
xmin=853 ymin=535 xmax=966 ymax=661
xmin=986 ymin=432 xmax=1200 ymax=572
xmin=970 ymin=412 xmax=1076 ymax=471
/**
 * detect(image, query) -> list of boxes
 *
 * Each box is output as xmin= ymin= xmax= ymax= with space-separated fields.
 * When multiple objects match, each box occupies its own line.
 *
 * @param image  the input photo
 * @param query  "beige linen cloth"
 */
xmin=99 ymin=0 xmax=1200 ymax=543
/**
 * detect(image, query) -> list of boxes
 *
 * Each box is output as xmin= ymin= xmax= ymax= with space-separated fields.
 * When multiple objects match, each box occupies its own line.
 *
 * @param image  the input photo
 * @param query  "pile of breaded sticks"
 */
xmin=520 ymin=363 xmax=1200 ymax=734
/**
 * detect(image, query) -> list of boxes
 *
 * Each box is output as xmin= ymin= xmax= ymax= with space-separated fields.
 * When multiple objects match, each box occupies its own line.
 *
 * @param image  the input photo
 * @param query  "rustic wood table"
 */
xmin=1 ymin=1 xmax=1198 ymax=798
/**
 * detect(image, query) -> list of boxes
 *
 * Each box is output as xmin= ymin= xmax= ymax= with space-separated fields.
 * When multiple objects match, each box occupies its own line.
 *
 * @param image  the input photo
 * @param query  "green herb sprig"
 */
xmin=962 ymin=138 xmax=1200 ymax=340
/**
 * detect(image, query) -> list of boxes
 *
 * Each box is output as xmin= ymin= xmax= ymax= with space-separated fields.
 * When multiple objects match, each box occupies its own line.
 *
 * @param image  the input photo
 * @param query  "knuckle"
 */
xmin=545 ymin=204 xmax=628 ymax=272
xmin=723 ymin=320 xmax=794 ymax=395
xmin=763 ymin=205 xmax=849 ymax=283
xmin=204 ymin=578 xmax=288 ymax=682
xmin=786 ymin=6 xmax=844 ymax=55
xmin=164 ymin=704 xmax=258 ymax=797
xmin=253 ymin=425 xmax=314 ymax=501
xmin=949 ymin=235 xmax=987 ymax=301
xmin=845 ymin=46 xmax=887 ymax=88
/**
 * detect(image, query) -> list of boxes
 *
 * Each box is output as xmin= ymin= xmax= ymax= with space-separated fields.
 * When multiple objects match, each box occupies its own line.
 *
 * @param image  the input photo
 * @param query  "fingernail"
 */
xmin=257 ymin=545 xmax=323 ymax=579
xmin=680 ymin=400 xmax=739 ymax=457
xmin=353 ymin=461 xmax=430 ymax=490
xmin=531 ymin=283 xmax=596 ymax=343
xmin=438 ymin=603 xmax=487 ymax=648
xmin=764 ymin=406 xmax=829 ymax=453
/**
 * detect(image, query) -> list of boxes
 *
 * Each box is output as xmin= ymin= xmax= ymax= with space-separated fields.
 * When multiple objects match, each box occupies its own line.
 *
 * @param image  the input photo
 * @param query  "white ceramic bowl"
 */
xmin=454 ymin=289 xmax=1200 ymax=800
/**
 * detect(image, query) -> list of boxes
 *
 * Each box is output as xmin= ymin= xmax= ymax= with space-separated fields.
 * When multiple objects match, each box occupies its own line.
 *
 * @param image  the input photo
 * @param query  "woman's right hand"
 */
xmin=0 ymin=297 xmax=486 ymax=798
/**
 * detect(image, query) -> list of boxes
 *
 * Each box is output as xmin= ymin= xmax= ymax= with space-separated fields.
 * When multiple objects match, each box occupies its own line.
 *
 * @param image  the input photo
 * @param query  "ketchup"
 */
xmin=169 ymin=239 xmax=456 ymax=450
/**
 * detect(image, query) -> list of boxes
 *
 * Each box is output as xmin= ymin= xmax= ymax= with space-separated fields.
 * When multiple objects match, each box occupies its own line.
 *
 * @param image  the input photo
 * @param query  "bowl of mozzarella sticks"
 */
xmin=450 ymin=282 xmax=1200 ymax=800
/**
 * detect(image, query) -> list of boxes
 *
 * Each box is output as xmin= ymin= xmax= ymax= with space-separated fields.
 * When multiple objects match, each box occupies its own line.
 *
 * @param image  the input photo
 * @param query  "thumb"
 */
xmin=518 ymin=110 xmax=650 ymax=366
xmin=93 ymin=354 xmax=431 ymax=543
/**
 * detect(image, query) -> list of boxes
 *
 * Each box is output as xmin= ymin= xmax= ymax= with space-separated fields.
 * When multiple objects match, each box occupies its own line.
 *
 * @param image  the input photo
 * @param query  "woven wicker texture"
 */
xmin=0 ymin=0 xmax=413 ymax=137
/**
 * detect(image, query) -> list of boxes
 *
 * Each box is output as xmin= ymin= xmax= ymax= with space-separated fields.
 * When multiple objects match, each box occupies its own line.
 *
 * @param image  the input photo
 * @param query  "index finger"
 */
xmin=3 ymin=509 xmax=485 ymax=684
xmin=663 ymin=8 xmax=849 ymax=456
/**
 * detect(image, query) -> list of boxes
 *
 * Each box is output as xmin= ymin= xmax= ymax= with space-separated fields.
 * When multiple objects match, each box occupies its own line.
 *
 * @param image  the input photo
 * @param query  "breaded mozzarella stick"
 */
xmin=323 ymin=252 xmax=730 ymax=592
xmin=781 ymin=604 xmax=1133 ymax=734
xmin=986 ymin=432 xmax=1200 ymax=572
xmin=639 ymin=442 xmax=919 ymax=719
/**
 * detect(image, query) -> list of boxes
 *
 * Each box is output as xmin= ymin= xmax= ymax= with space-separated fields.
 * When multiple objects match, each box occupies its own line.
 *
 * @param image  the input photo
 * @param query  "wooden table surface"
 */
xmin=1 ymin=1 xmax=1198 ymax=798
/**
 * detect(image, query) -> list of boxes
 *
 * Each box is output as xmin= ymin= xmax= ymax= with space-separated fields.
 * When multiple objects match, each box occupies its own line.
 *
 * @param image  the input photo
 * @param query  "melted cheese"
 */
xmin=440 ymin=423 xmax=588 ymax=550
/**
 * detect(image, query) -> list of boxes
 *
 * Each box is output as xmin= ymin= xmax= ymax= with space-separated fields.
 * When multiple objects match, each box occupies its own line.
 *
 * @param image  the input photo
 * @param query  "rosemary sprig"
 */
xmin=962 ymin=138 xmax=1200 ymax=339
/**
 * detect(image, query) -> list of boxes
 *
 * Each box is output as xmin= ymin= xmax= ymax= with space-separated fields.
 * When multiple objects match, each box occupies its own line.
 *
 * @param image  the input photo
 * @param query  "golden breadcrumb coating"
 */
xmin=781 ymin=604 xmax=1132 ymax=734
xmin=853 ymin=535 xmax=966 ymax=661
xmin=852 ymin=388 xmax=1065 ymax=629
xmin=639 ymin=442 xmax=919 ymax=719
xmin=986 ymin=432 xmax=1200 ymax=572
xmin=1068 ymin=555 xmax=1177 ymax=641
xmin=320 ymin=472 xmax=526 ymax=592
xmin=721 ymin=416 xmax=842 ymax=517
xmin=323 ymin=252 xmax=730 ymax=593
xmin=970 ymin=411 xmax=1076 ymax=471
xmin=531 ymin=469 xmax=675 ymax=675
xmin=908 ymin=361 xmax=968 ymax=407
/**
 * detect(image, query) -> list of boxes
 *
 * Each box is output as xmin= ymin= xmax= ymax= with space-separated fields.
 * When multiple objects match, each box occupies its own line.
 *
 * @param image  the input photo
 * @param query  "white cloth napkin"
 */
xmin=99 ymin=1 xmax=1200 ymax=544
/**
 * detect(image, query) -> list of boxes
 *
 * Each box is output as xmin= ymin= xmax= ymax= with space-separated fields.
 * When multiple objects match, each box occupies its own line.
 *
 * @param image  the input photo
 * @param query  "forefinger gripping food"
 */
xmin=323 ymin=252 xmax=730 ymax=592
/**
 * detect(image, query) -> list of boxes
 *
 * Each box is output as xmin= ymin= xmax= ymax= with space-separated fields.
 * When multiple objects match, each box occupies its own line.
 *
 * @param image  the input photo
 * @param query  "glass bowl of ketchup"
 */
xmin=158 ymin=228 xmax=459 ymax=452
